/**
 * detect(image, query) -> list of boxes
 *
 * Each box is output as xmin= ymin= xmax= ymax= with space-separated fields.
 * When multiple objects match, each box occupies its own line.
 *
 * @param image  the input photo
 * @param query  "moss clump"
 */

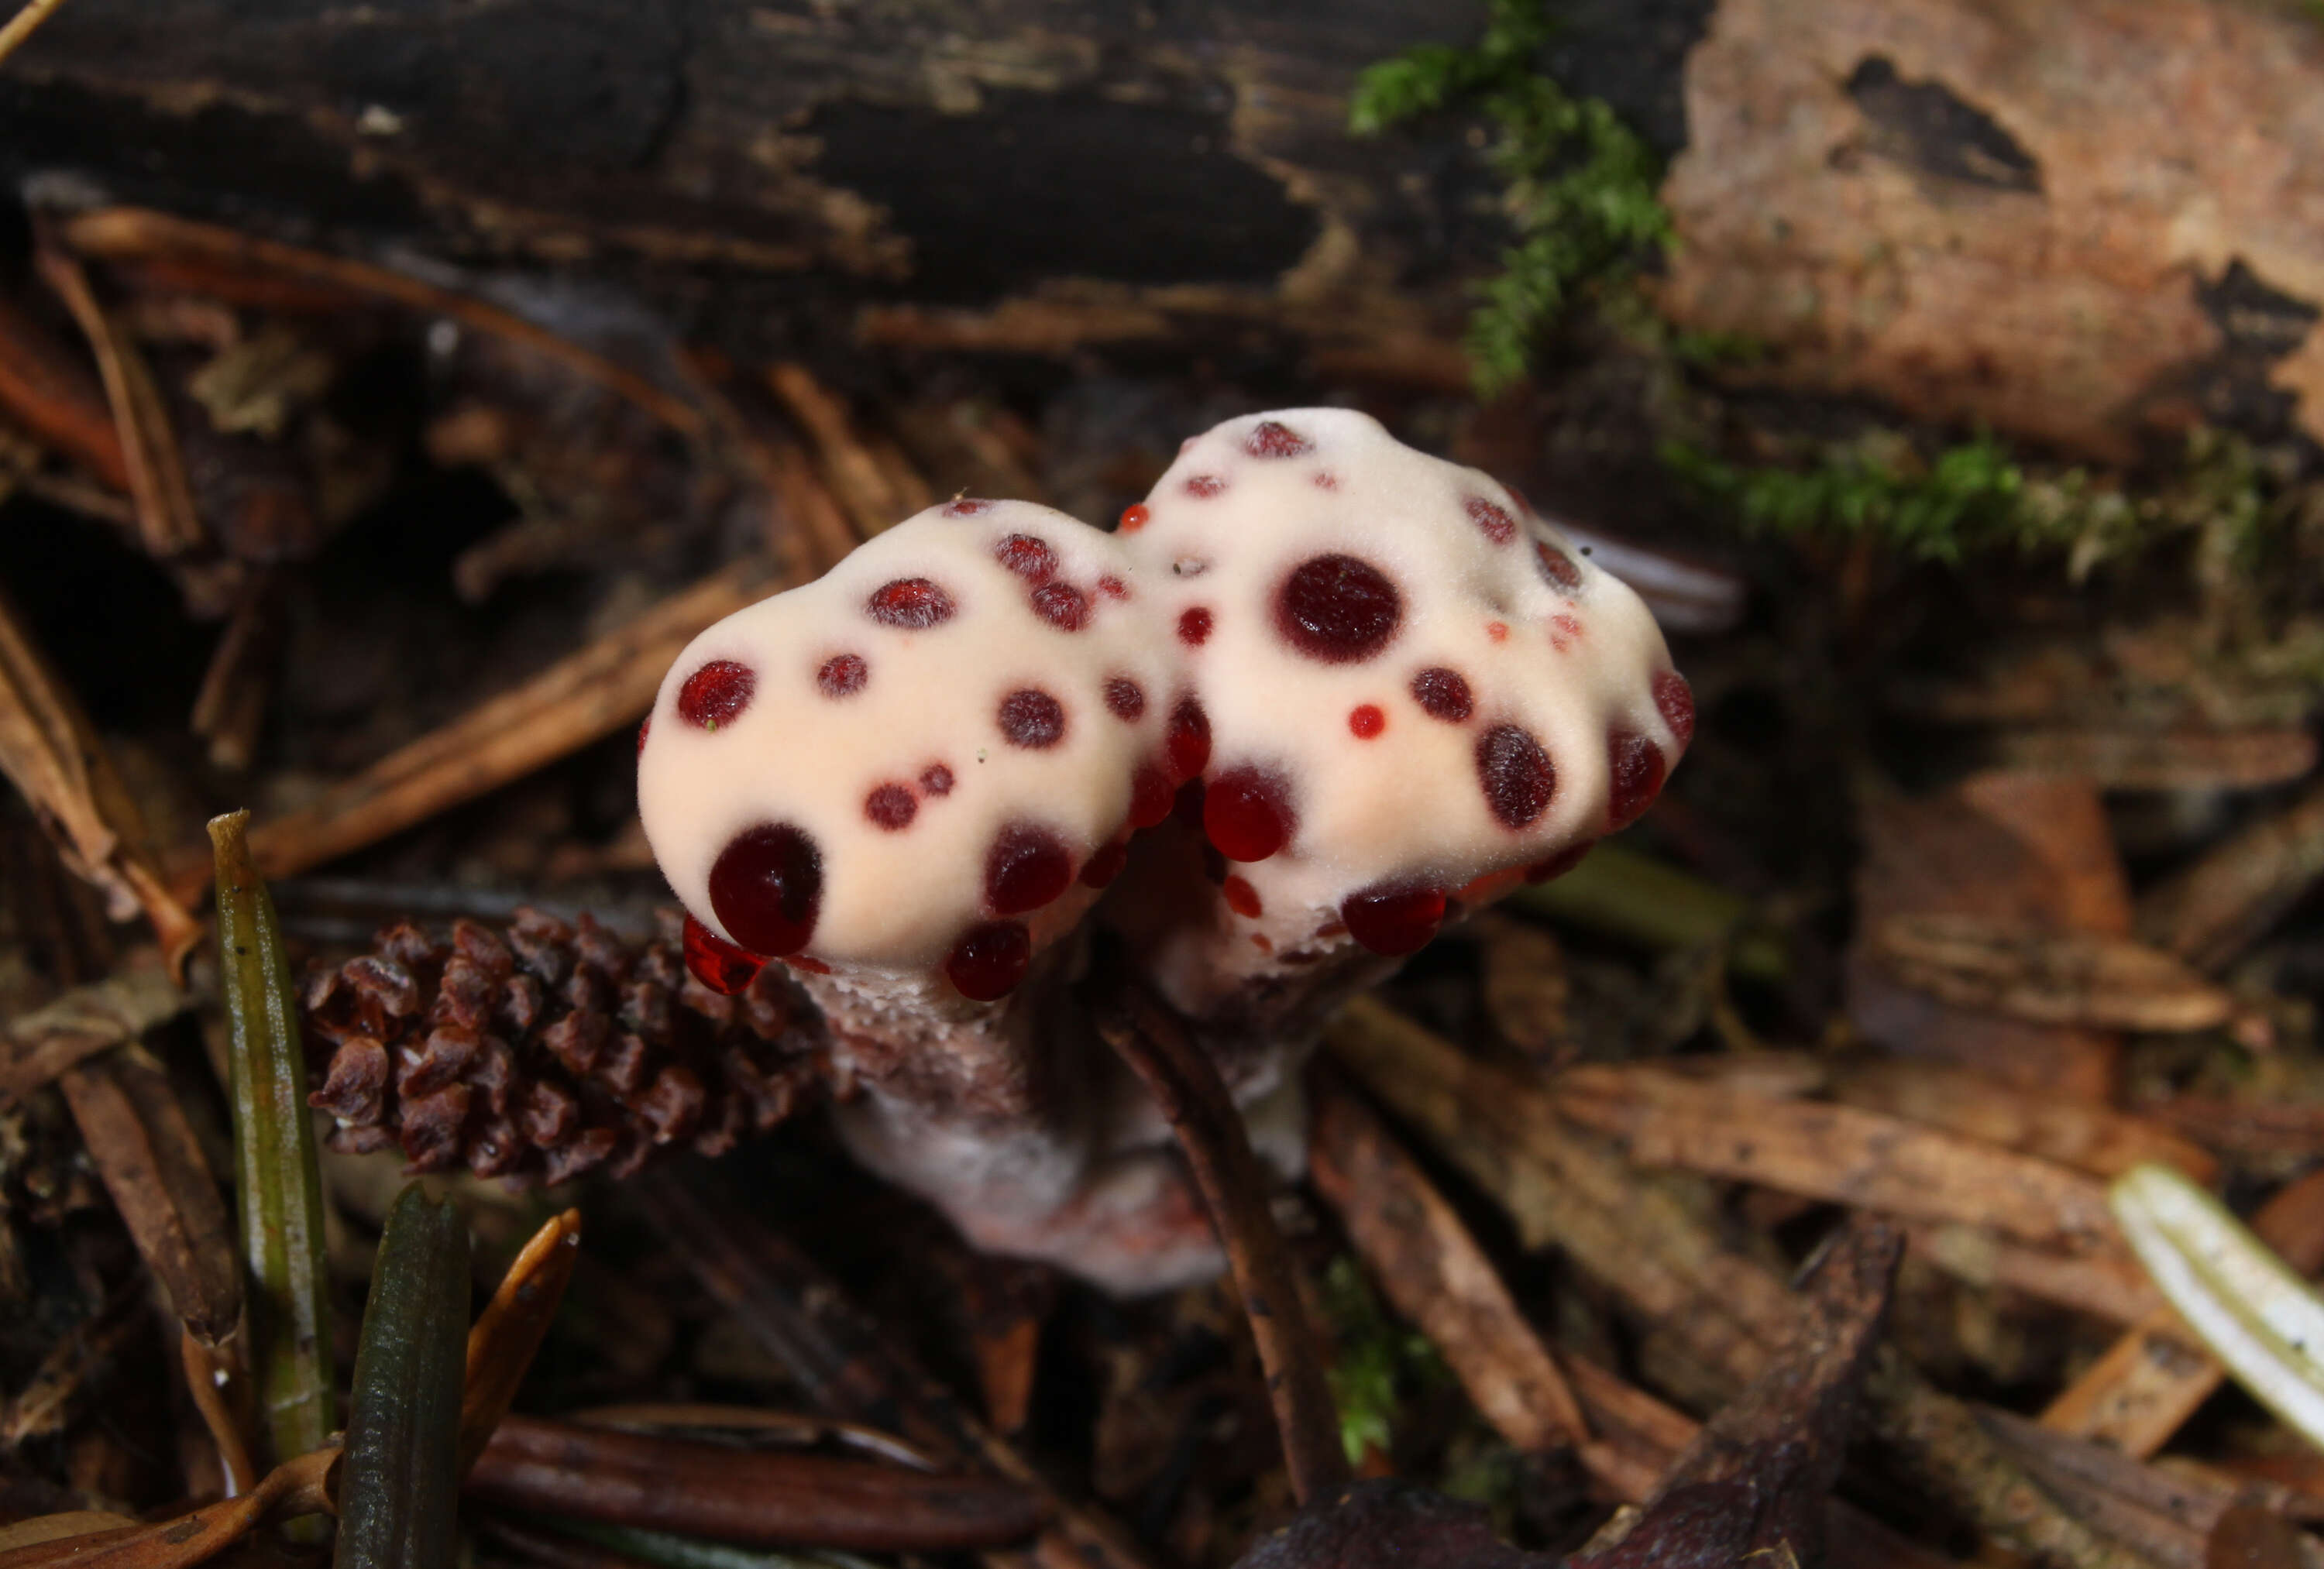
xmin=1319 ymin=1255 xmax=1447 ymax=1464
xmin=1350 ymin=0 xmax=1670 ymax=397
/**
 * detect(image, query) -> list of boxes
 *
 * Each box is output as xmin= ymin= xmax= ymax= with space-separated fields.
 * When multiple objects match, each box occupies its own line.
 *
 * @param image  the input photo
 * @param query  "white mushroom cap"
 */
xmin=1111 ymin=408 xmax=1693 ymax=966
xmin=638 ymin=499 xmax=1176 ymax=1000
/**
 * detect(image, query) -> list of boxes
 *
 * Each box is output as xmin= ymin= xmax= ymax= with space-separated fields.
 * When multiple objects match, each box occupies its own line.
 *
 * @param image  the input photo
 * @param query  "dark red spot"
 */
xmin=1277 ymin=554 xmax=1401 ymax=664
xmin=1524 ymin=843 xmax=1591 ymax=884
xmin=1098 ymin=575 xmax=1130 ymax=600
xmin=1477 ymin=725 xmax=1555 ymax=829
xmin=944 ymin=497 xmax=995 ymax=517
xmin=1167 ymin=697 xmax=1211 ymax=779
xmin=946 ymin=922 xmax=1031 ymax=1001
xmin=998 ymin=688 xmax=1066 ymax=749
xmin=637 ymin=717 xmax=651 ymax=754
xmin=1465 ymin=496 xmax=1517 ymax=545
xmin=1348 ymin=704 xmax=1385 ymax=739
xmin=920 ymin=763 xmax=954 ymax=796
xmin=1119 ymin=504 xmax=1150 ymax=534
xmin=682 ymin=914 xmax=764 ymax=996
xmin=985 ymin=823 xmax=1074 ymax=915
xmin=996 ymin=534 xmax=1057 ymax=581
xmin=678 ymin=660 xmax=755 ymax=729
xmin=1534 ymin=541 xmax=1583 ymax=592
xmin=1313 ymin=471 xmax=1339 ymax=490
xmin=1185 ymin=475 xmax=1226 ymax=498
xmin=1129 ymin=764 xmax=1175 ymax=828
xmin=1031 ymin=582 xmax=1091 ymax=630
xmin=1174 ymin=779 xmax=1208 ymax=830
xmin=1411 ymin=667 xmax=1473 ymax=722
xmin=1607 ymin=732 xmax=1666 ymax=827
xmin=708 ymin=824 xmax=822 ymax=956
xmin=1486 ymin=621 xmax=1509 ymax=643
xmin=865 ymin=784 xmax=917 ymax=831
xmin=1105 ymin=677 xmax=1147 ymax=720
xmin=1341 ymin=885 xmax=1447 ymax=956
xmin=817 ymin=652 xmax=868 ymax=698
xmin=1080 ymin=839 xmax=1129 ymax=888
xmin=1653 ymin=671 xmax=1696 ymax=747
xmin=1177 ymin=606 xmax=1213 ymax=646
xmin=1205 ymin=767 xmax=1296 ymax=862
xmin=1246 ymin=421 xmax=1311 ymax=458
xmin=1222 ymin=875 xmax=1263 ymax=918
xmin=868 ymin=578 xmax=956 ymax=630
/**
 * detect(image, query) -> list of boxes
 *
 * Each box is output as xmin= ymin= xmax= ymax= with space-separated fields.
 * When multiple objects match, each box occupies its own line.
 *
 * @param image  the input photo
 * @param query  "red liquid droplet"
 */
xmin=985 ymin=822 xmax=1074 ymax=915
xmin=1205 ymin=767 xmax=1296 ymax=862
xmin=1129 ymin=764 xmax=1175 ymax=828
xmin=1118 ymin=503 xmax=1150 ymax=534
xmin=1245 ymin=420 xmax=1311 ymax=458
xmin=1185 ymin=474 xmax=1227 ymax=498
xmin=1534 ymin=541 xmax=1582 ymax=592
xmin=1410 ymin=667 xmax=1473 ymax=722
xmin=1177 ymin=606 xmax=1213 ymax=646
xmin=1098 ymin=575 xmax=1129 ymax=600
xmin=998 ymin=688 xmax=1066 ymax=749
xmin=682 ymin=914 xmax=764 ymax=995
xmin=1167 ymin=697 xmax=1211 ymax=779
xmin=1464 ymin=496 xmax=1517 ymax=545
xmin=1031 ymin=581 xmax=1090 ymax=630
xmin=1341 ymin=885 xmax=1447 ymax=955
xmin=678 ymin=659 xmax=755 ymax=729
xmin=995 ymin=534 xmax=1057 ymax=580
xmin=946 ymin=921 xmax=1032 ymax=1001
xmin=1524 ymin=843 xmax=1591 ymax=884
xmin=1477 ymin=724 xmax=1555 ymax=829
xmin=1276 ymin=554 xmax=1401 ymax=664
xmin=1653 ymin=671 xmax=1696 ymax=747
xmin=1222 ymin=874 xmax=1263 ymax=918
xmin=865 ymin=783 xmax=917 ymax=830
xmin=944 ymin=497 xmax=995 ymax=517
xmin=817 ymin=652 xmax=868 ymax=698
xmin=920 ymin=763 xmax=954 ymax=796
xmin=1607 ymin=732 xmax=1666 ymax=827
xmin=708 ymin=823 xmax=823 ymax=956
xmin=1105 ymin=676 xmax=1147 ymax=720
xmin=636 ymin=716 xmax=651 ymax=754
xmin=867 ymin=577 xmax=956 ymax=629
xmin=1080 ymin=839 xmax=1129 ymax=888
xmin=1348 ymin=703 xmax=1385 ymax=739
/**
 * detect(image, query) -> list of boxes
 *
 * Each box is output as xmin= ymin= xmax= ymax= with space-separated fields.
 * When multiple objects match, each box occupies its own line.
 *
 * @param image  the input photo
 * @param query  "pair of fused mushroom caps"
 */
xmin=637 ymin=409 xmax=1693 ymax=1002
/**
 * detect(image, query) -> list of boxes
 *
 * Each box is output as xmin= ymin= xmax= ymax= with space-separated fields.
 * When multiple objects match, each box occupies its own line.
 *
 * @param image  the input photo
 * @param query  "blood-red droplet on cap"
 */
xmin=1277 ymin=554 xmax=1401 ymax=664
xmin=1607 ymin=732 xmax=1666 ymax=827
xmin=1129 ymin=764 xmax=1174 ymax=828
xmin=946 ymin=921 xmax=1032 ymax=1001
xmin=1246 ymin=421 xmax=1311 ymax=458
xmin=998 ymin=688 xmax=1066 ymax=749
xmin=1652 ymin=671 xmax=1696 ymax=747
xmin=817 ymin=652 xmax=868 ymax=698
xmin=865 ymin=784 xmax=916 ymax=831
xmin=944 ymin=497 xmax=995 ymax=517
xmin=985 ymin=822 xmax=1073 ymax=915
xmin=1105 ymin=677 xmax=1147 ymax=720
xmin=1411 ymin=667 xmax=1473 ymax=722
xmin=1477 ymin=724 xmax=1555 ymax=829
xmin=708 ymin=823 xmax=823 ymax=956
xmin=1222 ymin=875 xmax=1263 ymax=918
xmin=1080 ymin=839 xmax=1129 ymax=888
xmin=1534 ymin=541 xmax=1583 ymax=592
xmin=682 ymin=914 xmax=764 ymax=995
xmin=1167 ymin=696 xmax=1211 ymax=779
xmin=678 ymin=659 xmax=755 ymax=729
xmin=996 ymin=534 xmax=1057 ymax=581
xmin=920 ymin=763 xmax=954 ymax=796
xmin=1205 ymin=767 xmax=1296 ymax=862
xmin=1177 ymin=606 xmax=1213 ymax=646
xmin=1348 ymin=704 xmax=1385 ymax=739
xmin=1032 ymin=582 xmax=1090 ymax=630
xmin=867 ymin=578 xmax=956 ymax=629
xmin=1185 ymin=475 xmax=1226 ymax=498
xmin=1119 ymin=504 xmax=1150 ymax=534
xmin=1341 ymin=885 xmax=1447 ymax=956
xmin=1524 ymin=843 xmax=1591 ymax=884
xmin=1098 ymin=575 xmax=1129 ymax=600
xmin=1464 ymin=496 xmax=1517 ymax=545
xmin=636 ymin=716 xmax=651 ymax=754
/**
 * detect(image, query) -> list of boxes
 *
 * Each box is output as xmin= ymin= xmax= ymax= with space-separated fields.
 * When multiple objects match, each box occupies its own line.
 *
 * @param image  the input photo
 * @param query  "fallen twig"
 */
xmin=0 ymin=955 xmax=184 ymax=1103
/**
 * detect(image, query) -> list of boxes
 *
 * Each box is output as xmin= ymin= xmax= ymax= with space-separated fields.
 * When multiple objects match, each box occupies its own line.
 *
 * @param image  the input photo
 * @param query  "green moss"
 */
xmin=1319 ymin=1255 xmax=1447 ymax=1464
xmin=1350 ymin=0 xmax=1671 ymax=397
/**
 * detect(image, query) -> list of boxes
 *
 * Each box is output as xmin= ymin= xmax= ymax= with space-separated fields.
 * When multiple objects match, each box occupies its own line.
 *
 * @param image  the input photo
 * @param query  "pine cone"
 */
xmin=301 ymin=908 xmax=821 ymax=1185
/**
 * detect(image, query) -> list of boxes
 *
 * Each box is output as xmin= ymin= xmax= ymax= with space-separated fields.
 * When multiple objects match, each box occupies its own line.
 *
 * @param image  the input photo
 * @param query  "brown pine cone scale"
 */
xmin=302 ymin=908 xmax=821 ymax=1185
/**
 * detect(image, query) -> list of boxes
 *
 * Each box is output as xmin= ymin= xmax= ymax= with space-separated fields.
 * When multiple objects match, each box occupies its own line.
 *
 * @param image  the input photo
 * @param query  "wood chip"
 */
xmin=1872 ymin=915 xmax=2238 ymax=1033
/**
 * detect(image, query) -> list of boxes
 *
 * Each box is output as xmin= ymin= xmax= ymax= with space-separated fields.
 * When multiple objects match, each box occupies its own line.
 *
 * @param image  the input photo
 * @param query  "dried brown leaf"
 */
xmin=459 ymin=1207 xmax=582 ymax=1475
xmin=0 ymin=954 xmax=184 ymax=1103
xmin=1872 ymin=914 xmax=2237 ymax=1033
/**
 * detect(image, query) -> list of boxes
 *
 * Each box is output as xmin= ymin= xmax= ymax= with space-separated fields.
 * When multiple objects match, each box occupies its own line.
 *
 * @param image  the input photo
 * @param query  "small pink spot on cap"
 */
xmin=1105 ymin=677 xmax=1147 ymax=720
xmin=995 ymin=534 xmax=1057 ymax=581
xmin=1486 ymin=621 xmax=1509 ymax=643
xmin=920 ymin=763 xmax=954 ymax=796
xmin=1177 ymin=606 xmax=1213 ymax=646
xmin=1535 ymin=541 xmax=1583 ymax=592
xmin=1098 ymin=575 xmax=1130 ymax=600
xmin=1245 ymin=420 xmax=1311 ymax=458
xmin=1348 ymin=704 xmax=1385 ymax=739
xmin=817 ymin=652 xmax=868 ymax=698
xmin=1464 ymin=496 xmax=1517 ymax=545
xmin=1312 ymin=471 xmax=1338 ymax=490
xmin=944 ymin=496 xmax=995 ymax=517
xmin=1185 ymin=474 xmax=1227 ymax=499
xmin=679 ymin=660 xmax=755 ymax=730
xmin=868 ymin=578 xmax=956 ymax=629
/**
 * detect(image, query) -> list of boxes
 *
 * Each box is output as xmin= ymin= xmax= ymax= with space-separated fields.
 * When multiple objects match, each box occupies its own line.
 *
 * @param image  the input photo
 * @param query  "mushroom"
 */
xmin=637 ymin=497 xmax=1214 ymax=1284
xmin=1098 ymin=408 xmax=1692 ymax=1100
